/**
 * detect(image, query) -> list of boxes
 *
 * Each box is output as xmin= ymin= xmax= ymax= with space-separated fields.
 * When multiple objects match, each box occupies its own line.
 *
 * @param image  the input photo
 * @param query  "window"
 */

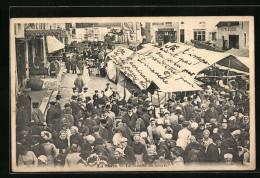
xmin=212 ymin=32 xmax=216 ymax=41
xmin=194 ymin=30 xmax=206 ymax=41
xmin=181 ymin=21 xmax=184 ymax=24
xmin=244 ymin=32 xmax=247 ymax=47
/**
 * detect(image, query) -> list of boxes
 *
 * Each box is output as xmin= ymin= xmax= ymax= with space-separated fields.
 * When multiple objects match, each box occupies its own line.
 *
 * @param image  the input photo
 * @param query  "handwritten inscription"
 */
xmin=176 ymin=77 xmax=195 ymax=88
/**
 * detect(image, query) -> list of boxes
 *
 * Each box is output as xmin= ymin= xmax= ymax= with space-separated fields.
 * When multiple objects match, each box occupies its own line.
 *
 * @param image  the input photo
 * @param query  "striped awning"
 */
xmin=46 ymin=36 xmax=65 ymax=53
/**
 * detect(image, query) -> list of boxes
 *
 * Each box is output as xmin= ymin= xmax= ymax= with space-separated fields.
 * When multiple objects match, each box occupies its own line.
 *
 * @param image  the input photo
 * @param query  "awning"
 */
xmin=46 ymin=36 xmax=65 ymax=53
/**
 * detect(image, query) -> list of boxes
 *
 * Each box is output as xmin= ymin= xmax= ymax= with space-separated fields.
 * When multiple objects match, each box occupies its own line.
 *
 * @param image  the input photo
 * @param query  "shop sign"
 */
xmin=222 ymin=27 xmax=236 ymax=31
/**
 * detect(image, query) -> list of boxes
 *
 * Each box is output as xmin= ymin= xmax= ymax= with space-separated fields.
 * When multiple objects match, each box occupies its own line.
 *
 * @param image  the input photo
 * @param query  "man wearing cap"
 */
xmin=132 ymin=133 xmax=148 ymax=166
xmin=205 ymin=133 xmax=222 ymax=163
xmin=17 ymin=88 xmax=32 ymax=122
xmin=122 ymin=105 xmax=138 ymax=130
xmin=82 ymin=87 xmax=90 ymax=101
xmin=74 ymin=73 xmax=85 ymax=93
xmin=204 ymin=103 xmax=219 ymax=123
xmin=104 ymin=104 xmax=116 ymax=128
xmin=31 ymin=102 xmax=44 ymax=124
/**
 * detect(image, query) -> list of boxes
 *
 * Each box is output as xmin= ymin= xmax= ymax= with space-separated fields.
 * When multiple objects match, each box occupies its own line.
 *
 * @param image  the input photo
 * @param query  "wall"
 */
xmin=178 ymin=20 xmax=209 ymax=44
xmin=216 ymin=21 xmax=249 ymax=50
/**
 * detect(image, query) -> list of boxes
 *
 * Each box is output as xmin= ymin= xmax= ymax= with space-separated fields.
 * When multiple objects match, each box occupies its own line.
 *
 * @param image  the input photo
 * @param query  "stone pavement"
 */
xmin=58 ymin=66 xmax=117 ymax=107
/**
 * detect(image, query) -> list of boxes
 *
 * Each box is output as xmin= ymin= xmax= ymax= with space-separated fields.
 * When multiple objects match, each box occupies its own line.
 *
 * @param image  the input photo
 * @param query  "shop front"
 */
xmin=155 ymin=28 xmax=177 ymax=46
xmin=25 ymin=29 xmax=65 ymax=76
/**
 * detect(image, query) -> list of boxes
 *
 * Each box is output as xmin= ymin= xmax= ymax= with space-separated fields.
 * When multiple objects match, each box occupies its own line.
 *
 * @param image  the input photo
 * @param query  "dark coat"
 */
xmin=54 ymin=138 xmax=69 ymax=150
xmin=204 ymin=109 xmax=219 ymax=123
xmin=110 ymin=157 xmax=126 ymax=167
xmin=111 ymin=104 xmax=120 ymax=116
xmin=86 ymin=102 xmax=95 ymax=114
xmin=184 ymin=104 xmax=195 ymax=121
xmin=205 ymin=143 xmax=220 ymax=163
xmin=122 ymin=113 xmax=138 ymax=130
xmin=65 ymin=58 xmax=71 ymax=69
xmin=17 ymin=94 xmax=31 ymax=121
xmin=46 ymin=107 xmax=58 ymax=125
xmin=16 ymin=107 xmax=29 ymax=130
xmin=124 ymin=145 xmax=136 ymax=165
xmin=99 ymin=125 xmax=114 ymax=142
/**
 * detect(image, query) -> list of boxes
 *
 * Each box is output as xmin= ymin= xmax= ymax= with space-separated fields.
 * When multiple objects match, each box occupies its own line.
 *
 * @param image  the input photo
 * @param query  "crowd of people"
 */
xmin=16 ymin=47 xmax=251 ymax=169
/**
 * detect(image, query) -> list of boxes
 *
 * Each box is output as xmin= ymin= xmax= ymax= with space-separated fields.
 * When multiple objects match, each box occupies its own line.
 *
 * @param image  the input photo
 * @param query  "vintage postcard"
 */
xmin=10 ymin=16 xmax=255 ymax=172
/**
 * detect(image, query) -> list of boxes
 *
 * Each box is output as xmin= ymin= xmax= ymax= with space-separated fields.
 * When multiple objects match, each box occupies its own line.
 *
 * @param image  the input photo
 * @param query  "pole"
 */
xmin=123 ymin=67 xmax=126 ymax=100
xmin=227 ymin=58 xmax=231 ymax=84
xmin=157 ymin=88 xmax=161 ymax=114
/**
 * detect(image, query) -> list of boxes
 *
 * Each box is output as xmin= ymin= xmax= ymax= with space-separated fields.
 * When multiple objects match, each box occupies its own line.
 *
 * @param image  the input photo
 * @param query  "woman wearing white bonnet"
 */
xmin=38 ymin=155 xmax=48 ymax=167
xmin=224 ymin=153 xmax=233 ymax=165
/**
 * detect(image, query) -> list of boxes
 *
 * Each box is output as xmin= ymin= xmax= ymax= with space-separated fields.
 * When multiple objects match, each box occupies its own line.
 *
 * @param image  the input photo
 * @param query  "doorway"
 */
xmin=16 ymin=40 xmax=26 ymax=88
xmin=163 ymin=35 xmax=169 ymax=44
xmin=229 ymin=35 xmax=239 ymax=49
xmin=180 ymin=29 xmax=185 ymax=43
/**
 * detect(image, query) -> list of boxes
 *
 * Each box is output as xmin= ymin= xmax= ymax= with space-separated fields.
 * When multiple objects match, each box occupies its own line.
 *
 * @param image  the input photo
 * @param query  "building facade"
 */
xmin=145 ymin=22 xmax=179 ymax=45
xmin=216 ymin=21 xmax=249 ymax=50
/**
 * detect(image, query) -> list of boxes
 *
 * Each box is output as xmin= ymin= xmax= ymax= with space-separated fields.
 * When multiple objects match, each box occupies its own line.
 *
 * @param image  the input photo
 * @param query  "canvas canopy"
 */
xmin=106 ymin=46 xmax=134 ymax=66
xmin=106 ymin=46 xmax=135 ymax=82
xmin=46 ymin=36 xmax=65 ymax=53
xmin=106 ymin=42 xmax=250 ymax=94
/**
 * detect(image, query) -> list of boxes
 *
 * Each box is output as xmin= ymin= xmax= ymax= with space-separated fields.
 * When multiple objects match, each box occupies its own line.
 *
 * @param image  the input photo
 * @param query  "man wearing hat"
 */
xmin=218 ymin=119 xmax=231 ymax=139
xmin=104 ymin=104 xmax=116 ymax=128
xmin=77 ymin=58 xmax=85 ymax=75
xmin=104 ymin=83 xmax=110 ymax=92
xmin=218 ymin=106 xmax=230 ymax=123
xmin=85 ymin=96 xmax=95 ymax=114
xmin=172 ymin=97 xmax=185 ymax=114
xmin=17 ymin=88 xmax=32 ymax=122
xmin=72 ymin=87 xmax=79 ymax=96
xmin=220 ymin=138 xmax=239 ymax=163
xmin=92 ymin=90 xmax=99 ymax=107
xmin=31 ymin=102 xmax=44 ymax=124
xmin=115 ymin=116 xmax=133 ymax=145
xmin=119 ymin=137 xmax=136 ymax=165
xmin=184 ymin=97 xmax=195 ymax=121
xmin=55 ymin=92 xmax=62 ymax=114
xmin=46 ymin=101 xmax=58 ymax=126
xmin=74 ymin=73 xmax=85 ymax=93
xmin=99 ymin=118 xmax=113 ymax=143
xmin=205 ymin=133 xmax=222 ymax=163
xmin=111 ymin=98 xmax=120 ymax=117
xmin=122 ymin=105 xmax=138 ymax=130
xmin=204 ymin=103 xmax=219 ymax=123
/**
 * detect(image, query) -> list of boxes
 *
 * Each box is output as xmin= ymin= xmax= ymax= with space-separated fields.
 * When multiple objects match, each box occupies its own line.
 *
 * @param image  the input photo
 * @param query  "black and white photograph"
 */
xmin=10 ymin=16 xmax=255 ymax=172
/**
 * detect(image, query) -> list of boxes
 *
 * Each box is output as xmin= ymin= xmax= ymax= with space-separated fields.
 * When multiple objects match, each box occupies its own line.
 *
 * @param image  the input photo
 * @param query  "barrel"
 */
xmin=27 ymin=78 xmax=44 ymax=91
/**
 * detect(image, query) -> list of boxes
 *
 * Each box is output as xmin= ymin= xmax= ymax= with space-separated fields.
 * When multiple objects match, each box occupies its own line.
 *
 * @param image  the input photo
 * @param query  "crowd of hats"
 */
xmin=15 ymin=79 xmax=250 ymax=168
